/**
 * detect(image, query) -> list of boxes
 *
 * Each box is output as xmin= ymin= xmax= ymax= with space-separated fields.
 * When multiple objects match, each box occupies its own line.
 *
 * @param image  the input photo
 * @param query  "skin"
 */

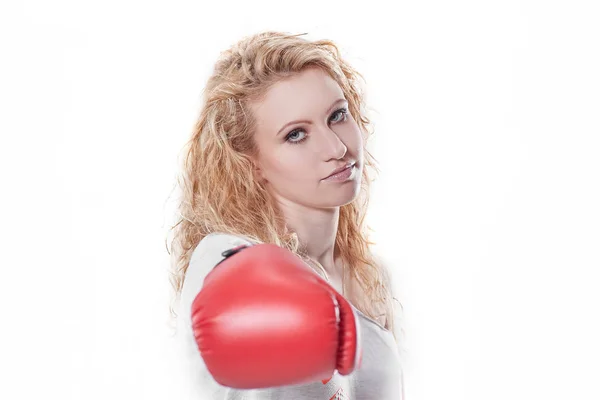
xmin=249 ymin=66 xmax=364 ymax=291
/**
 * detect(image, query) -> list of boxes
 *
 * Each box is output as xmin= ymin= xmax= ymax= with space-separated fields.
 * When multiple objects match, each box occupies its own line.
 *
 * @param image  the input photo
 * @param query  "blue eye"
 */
xmin=285 ymin=108 xmax=349 ymax=145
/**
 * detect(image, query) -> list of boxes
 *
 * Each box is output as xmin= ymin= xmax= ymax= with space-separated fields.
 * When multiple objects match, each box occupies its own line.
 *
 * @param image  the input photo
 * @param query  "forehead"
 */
xmin=250 ymin=67 xmax=345 ymax=129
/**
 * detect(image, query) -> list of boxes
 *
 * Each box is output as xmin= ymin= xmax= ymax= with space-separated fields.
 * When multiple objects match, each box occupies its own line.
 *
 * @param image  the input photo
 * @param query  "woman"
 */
xmin=167 ymin=31 xmax=405 ymax=399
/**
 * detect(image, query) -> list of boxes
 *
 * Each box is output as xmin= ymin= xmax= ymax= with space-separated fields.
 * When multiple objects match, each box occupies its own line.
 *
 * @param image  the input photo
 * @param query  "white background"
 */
xmin=1 ymin=1 xmax=599 ymax=399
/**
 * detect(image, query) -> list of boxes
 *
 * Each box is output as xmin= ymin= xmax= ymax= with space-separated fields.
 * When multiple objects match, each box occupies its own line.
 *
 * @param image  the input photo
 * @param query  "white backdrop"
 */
xmin=1 ymin=1 xmax=599 ymax=399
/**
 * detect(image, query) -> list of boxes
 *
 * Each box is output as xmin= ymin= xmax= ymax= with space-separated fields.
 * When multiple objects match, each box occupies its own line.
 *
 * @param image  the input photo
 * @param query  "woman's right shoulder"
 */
xmin=179 ymin=232 xmax=257 ymax=315
xmin=188 ymin=232 xmax=258 ymax=271
xmin=193 ymin=232 xmax=257 ymax=256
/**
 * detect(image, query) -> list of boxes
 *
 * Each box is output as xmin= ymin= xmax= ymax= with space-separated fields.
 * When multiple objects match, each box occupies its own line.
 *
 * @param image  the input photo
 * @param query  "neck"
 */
xmin=275 ymin=197 xmax=341 ymax=277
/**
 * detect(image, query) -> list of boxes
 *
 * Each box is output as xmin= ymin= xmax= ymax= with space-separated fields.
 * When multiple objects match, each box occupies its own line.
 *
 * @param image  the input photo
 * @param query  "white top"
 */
xmin=173 ymin=232 xmax=405 ymax=399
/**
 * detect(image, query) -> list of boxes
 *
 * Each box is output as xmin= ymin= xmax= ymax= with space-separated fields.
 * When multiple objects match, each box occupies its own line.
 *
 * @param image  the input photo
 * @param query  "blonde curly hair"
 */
xmin=165 ymin=31 xmax=402 ymax=344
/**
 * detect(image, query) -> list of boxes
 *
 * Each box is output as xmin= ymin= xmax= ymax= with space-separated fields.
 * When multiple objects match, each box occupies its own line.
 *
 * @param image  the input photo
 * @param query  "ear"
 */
xmin=252 ymin=162 xmax=267 ymax=184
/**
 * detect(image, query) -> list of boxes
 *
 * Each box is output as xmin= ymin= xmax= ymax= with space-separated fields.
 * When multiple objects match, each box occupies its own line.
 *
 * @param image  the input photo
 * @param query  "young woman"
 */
xmin=167 ymin=31 xmax=405 ymax=399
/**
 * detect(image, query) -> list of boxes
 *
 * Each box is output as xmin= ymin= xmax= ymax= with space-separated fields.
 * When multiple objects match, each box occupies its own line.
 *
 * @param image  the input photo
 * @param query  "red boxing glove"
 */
xmin=191 ymin=243 xmax=361 ymax=389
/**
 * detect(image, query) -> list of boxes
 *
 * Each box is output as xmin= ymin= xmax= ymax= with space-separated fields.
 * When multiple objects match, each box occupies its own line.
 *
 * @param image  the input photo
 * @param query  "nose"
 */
xmin=320 ymin=126 xmax=347 ymax=161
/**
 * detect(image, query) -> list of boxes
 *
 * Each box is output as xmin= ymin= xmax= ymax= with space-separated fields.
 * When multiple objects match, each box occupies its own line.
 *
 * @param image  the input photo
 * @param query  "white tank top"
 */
xmin=173 ymin=232 xmax=405 ymax=399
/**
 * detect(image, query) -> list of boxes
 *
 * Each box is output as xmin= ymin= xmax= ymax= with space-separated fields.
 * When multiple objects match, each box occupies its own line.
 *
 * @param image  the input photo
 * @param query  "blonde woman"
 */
xmin=167 ymin=31 xmax=405 ymax=399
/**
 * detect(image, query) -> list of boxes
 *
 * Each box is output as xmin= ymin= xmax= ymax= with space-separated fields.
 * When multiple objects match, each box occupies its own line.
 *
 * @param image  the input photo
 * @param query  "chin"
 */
xmin=322 ymin=182 xmax=362 ymax=208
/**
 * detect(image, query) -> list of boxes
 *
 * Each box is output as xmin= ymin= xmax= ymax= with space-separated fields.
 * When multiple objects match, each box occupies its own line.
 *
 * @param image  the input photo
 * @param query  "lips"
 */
xmin=324 ymin=162 xmax=356 ymax=180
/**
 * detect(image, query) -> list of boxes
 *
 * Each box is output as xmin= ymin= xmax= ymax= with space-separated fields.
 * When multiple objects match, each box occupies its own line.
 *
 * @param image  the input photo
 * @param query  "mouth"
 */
xmin=323 ymin=161 xmax=357 ymax=180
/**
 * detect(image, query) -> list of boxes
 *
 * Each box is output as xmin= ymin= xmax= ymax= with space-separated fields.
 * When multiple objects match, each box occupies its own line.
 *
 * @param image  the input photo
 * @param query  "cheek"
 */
xmin=265 ymin=151 xmax=316 ymax=182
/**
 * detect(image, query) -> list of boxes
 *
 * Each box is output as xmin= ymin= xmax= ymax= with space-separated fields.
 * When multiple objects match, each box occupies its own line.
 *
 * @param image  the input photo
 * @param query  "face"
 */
xmin=249 ymin=67 xmax=364 ymax=209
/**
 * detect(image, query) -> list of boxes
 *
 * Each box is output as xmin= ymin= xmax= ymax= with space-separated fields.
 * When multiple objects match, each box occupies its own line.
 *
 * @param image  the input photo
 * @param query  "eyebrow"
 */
xmin=276 ymin=98 xmax=348 ymax=137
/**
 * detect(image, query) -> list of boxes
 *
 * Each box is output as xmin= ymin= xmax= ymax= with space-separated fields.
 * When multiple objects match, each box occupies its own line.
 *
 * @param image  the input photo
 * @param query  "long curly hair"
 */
xmin=165 ymin=31 xmax=401 ymax=344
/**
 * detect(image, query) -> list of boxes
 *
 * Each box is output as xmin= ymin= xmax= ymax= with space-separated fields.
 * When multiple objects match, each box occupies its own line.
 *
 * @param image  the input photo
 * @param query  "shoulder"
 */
xmin=179 ymin=232 xmax=257 ymax=317
xmin=371 ymin=251 xmax=394 ymax=293
xmin=370 ymin=250 xmax=405 ymax=330
xmin=191 ymin=232 xmax=256 ymax=262
xmin=188 ymin=232 xmax=257 ymax=276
